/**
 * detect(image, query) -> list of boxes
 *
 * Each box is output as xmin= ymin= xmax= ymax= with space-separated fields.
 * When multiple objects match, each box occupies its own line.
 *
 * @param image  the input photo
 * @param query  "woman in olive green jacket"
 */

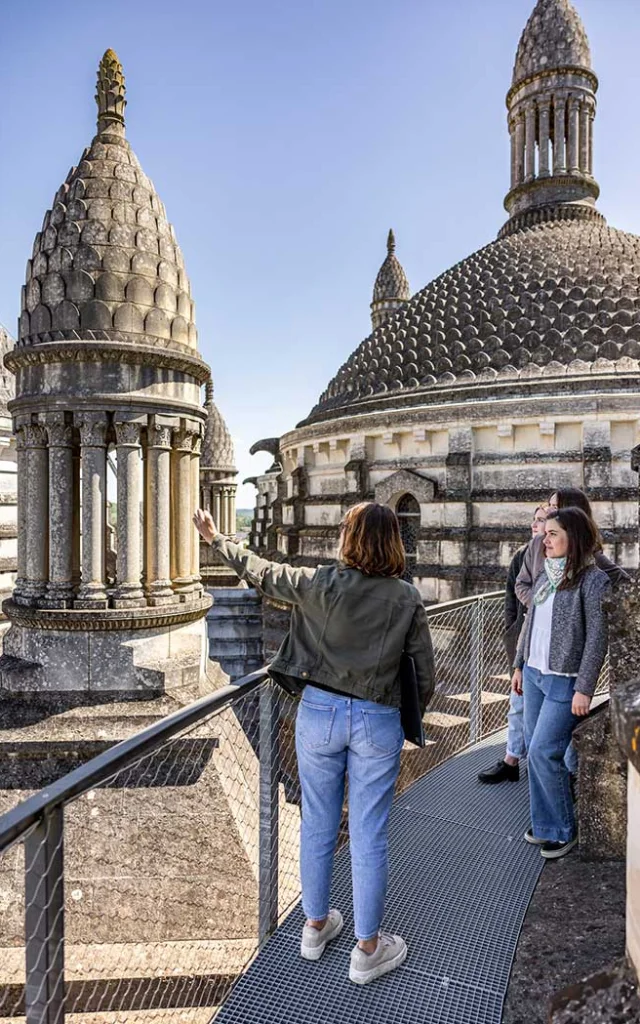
xmin=194 ymin=502 xmax=435 ymax=986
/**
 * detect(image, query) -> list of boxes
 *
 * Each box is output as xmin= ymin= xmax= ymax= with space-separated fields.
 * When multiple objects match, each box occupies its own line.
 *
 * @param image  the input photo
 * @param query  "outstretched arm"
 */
xmin=193 ymin=509 xmax=316 ymax=605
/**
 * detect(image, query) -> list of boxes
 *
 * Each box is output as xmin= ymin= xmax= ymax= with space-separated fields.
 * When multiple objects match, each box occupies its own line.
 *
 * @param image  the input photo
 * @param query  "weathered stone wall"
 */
xmin=251 ymin=399 xmax=639 ymax=599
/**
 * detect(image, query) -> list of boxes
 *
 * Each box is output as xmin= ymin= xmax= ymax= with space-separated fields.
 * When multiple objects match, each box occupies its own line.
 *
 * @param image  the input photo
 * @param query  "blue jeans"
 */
xmin=523 ymin=665 xmax=579 ymax=843
xmin=507 ymin=689 xmax=578 ymax=773
xmin=295 ymin=685 xmax=403 ymax=940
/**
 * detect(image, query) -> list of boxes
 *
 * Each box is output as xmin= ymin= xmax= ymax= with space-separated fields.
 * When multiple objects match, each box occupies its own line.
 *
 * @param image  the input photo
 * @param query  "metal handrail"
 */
xmin=0 ymin=668 xmax=269 ymax=856
xmin=426 ymin=590 xmax=505 ymax=615
xmin=0 ymin=591 xmax=508 ymax=856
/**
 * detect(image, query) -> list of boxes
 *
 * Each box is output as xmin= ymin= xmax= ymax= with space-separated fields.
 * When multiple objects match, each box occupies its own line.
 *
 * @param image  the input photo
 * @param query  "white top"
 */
xmin=527 ymin=593 xmax=573 ymax=677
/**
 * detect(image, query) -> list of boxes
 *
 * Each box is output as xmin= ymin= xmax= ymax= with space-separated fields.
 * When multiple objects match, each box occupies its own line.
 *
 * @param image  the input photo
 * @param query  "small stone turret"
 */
xmin=502 ymin=0 xmax=602 ymax=236
xmin=200 ymin=381 xmax=237 ymax=536
xmin=370 ymin=230 xmax=410 ymax=330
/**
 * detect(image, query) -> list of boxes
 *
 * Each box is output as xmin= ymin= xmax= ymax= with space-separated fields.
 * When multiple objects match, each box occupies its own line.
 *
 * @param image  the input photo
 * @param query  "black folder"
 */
xmin=400 ymin=652 xmax=426 ymax=748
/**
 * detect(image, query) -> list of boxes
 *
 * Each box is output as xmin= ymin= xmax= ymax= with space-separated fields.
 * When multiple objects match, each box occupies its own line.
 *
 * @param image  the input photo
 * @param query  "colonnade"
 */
xmin=509 ymin=93 xmax=595 ymax=190
xmin=13 ymin=411 xmax=203 ymax=611
xmin=200 ymin=481 xmax=237 ymax=538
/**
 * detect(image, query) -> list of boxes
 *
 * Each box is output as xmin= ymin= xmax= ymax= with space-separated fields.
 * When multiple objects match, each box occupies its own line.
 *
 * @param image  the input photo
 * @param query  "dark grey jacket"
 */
xmin=209 ymin=534 xmax=436 ymax=712
xmin=515 ymin=565 xmax=611 ymax=696
xmin=503 ymin=545 xmax=528 ymax=667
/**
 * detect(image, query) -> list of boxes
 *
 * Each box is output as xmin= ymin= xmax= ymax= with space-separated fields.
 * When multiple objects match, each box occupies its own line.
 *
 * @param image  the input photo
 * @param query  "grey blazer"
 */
xmin=515 ymin=565 xmax=611 ymax=696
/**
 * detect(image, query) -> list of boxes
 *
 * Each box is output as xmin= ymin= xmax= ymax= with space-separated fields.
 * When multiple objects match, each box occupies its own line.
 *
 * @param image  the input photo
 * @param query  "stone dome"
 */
xmin=202 ymin=384 xmax=236 ymax=472
xmin=513 ymin=0 xmax=591 ymax=85
xmin=18 ymin=50 xmax=197 ymax=352
xmin=307 ymin=218 xmax=640 ymax=424
xmin=372 ymin=230 xmax=410 ymax=304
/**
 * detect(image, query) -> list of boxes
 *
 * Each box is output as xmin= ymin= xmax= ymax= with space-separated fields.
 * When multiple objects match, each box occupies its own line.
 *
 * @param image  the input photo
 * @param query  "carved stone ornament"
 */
xmin=45 ymin=415 xmax=74 ymax=447
xmin=115 ymin=421 xmax=142 ymax=447
xmin=78 ymin=413 xmax=108 ymax=447
xmin=147 ymin=424 xmax=173 ymax=449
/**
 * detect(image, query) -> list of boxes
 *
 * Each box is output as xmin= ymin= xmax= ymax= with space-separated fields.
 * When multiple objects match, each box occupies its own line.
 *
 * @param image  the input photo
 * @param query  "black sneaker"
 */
xmin=540 ymin=837 xmax=578 ymax=860
xmin=478 ymin=760 xmax=519 ymax=784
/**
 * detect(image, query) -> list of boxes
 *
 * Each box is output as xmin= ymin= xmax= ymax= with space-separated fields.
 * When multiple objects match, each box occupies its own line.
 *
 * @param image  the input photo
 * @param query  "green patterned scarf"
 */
xmin=533 ymin=556 xmax=567 ymax=605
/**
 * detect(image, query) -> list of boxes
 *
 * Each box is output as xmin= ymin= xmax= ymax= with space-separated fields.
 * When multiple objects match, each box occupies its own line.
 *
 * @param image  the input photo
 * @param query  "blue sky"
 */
xmin=2 ymin=0 xmax=640 ymax=506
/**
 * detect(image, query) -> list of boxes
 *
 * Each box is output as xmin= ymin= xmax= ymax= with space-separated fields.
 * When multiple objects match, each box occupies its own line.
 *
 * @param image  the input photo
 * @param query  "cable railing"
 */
xmin=0 ymin=590 xmax=609 ymax=1023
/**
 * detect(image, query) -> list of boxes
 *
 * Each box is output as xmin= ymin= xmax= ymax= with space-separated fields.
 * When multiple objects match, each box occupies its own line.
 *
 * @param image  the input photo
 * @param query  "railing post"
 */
xmin=24 ymin=807 xmax=65 ymax=1024
xmin=258 ymin=683 xmax=279 ymax=946
xmin=469 ymin=598 xmax=485 ymax=743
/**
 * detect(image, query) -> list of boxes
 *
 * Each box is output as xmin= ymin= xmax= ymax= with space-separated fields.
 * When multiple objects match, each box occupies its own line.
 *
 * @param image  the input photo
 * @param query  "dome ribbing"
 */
xmin=202 ymin=382 xmax=236 ymax=473
xmin=512 ymin=0 xmax=591 ymax=85
xmin=19 ymin=51 xmax=197 ymax=352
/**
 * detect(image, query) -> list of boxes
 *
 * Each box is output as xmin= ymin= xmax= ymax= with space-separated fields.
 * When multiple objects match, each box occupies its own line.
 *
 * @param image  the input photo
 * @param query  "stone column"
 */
xmin=42 ymin=414 xmax=75 ymax=608
xmin=588 ymin=104 xmax=595 ymax=176
xmin=15 ymin=421 xmax=49 ymax=606
xmin=13 ymin=424 xmax=29 ymax=602
xmin=190 ymin=432 xmax=202 ymax=596
xmin=509 ymin=119 xmax=517 ymax=189
xmin=212 ymin=486 xmax=222 ymax=529
xmin=538 ymin=99 xmax=551 ymax=177
xmin=171 ymin=425 xmax=196 ymax=598
xmin=579 ymin=101 xmax=590 ymax=173
xmin=113 ymin=420 xmax=145 ymax=608
xmin=76 ymin=413 xmax=109 ymax=609
xmin=568 ymin=97 xmax=580 ymax=172
xmin=227 ymin=485 xmax=234 ymax=536
xmin=515 ymin=111 xmax=525 ymax=186
xmin=553 ymin=95 xmax=566 ymax=174
xmin=146 ymin=420 xmax=177 ymax=606
xmin=525 ymin=102 xmax=536 ymax=182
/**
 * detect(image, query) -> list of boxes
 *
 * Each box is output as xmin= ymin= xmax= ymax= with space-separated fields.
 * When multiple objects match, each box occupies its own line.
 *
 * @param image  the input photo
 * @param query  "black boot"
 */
xmin=478 ymin=760 xmax=520 ymax=784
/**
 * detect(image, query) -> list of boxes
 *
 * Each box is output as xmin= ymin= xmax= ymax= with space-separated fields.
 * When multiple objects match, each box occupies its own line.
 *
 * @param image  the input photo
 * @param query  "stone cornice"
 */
xmin=2 ymin=595 xmax=212 ymax=632
xmin=293 ymin=370 xmax=640 ymax=440
xmin=506 ymin=65 xmax=598 ymax=107
xmin=5 ymin=340 xmax=211 ymax=384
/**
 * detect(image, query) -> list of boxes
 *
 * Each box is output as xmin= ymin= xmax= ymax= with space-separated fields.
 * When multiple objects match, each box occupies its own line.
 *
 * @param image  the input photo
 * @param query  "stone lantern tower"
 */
xmin=370 ymin=230 xmax=410 ymax=330
xmin=0 ymin=51 xmax=212 ymax=694
xmin=199 ymin=382 xmax=239 ymax=586
xmin=200 ymin=381 xmax=238 ymax=535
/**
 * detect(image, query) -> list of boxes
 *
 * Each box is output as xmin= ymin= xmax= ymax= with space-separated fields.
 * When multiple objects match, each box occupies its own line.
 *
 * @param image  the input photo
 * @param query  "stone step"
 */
xmin=208 ymin=619 xmax=263 ymax=640
xmin=209 ymin=637 xmax=264 ymax=657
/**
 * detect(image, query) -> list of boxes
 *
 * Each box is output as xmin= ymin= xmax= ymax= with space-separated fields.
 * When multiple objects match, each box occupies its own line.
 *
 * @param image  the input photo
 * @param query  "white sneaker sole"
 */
xmin=300 ymin=914 xmax=344 ymax=961
xmin=524 ymin=830 xmax=545 ymax=846
xmin=349 ymin=942 xmax=408 ymax=985
xmin=540 ymin=837 xmax=578 ymax=860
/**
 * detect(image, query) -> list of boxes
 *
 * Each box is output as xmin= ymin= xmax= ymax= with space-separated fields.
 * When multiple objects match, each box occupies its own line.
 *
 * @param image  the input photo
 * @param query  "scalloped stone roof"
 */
xmin=308 ymin=219 xmax=640 ymax=422
xmin=18 ymin=51 xmax=197 ymax=352
xmin=372 ymin=231 xmax=410 ymax=304
xmin=202 ymin=392 xmax=236 ymax=473
xmin=513 ymin=0 xmax=591 ymax=85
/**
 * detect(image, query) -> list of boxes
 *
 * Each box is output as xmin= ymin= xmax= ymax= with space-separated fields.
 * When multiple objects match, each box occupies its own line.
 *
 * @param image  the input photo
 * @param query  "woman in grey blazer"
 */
xmin=512 ymin=507 xmax=610 ymax=860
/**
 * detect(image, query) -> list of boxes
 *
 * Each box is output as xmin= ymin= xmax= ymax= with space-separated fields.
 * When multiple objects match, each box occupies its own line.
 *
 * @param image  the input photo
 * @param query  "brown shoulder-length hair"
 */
xmin=553 ymin=487 xmax=603 ymax=550
xmin=546 ymin=507 xmax=598 ymax=589
xmin=339 ymin=502 xmax=405 ymax=578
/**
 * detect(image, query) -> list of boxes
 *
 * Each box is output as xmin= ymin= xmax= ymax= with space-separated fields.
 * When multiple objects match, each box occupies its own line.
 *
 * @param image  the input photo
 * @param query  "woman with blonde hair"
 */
xmin=194 ymin=501 xmax=435 ymax=985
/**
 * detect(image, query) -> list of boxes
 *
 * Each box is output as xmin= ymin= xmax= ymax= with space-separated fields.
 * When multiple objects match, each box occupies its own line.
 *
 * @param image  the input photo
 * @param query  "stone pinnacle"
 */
xmin=387 ymin=229 xmax=396 ymax=255
xmin=96 ymin=49 xmax=127 ymax=132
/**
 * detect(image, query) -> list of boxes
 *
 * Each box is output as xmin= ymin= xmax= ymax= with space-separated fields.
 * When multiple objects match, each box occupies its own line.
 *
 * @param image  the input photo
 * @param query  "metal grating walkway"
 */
xmin=215 ymin=733 xmax=544 ymax=1024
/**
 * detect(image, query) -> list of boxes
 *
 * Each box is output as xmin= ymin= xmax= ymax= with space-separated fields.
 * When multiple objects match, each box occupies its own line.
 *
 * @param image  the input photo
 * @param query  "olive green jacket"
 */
xmin=210 ymin=535 xmax=436 ymax=712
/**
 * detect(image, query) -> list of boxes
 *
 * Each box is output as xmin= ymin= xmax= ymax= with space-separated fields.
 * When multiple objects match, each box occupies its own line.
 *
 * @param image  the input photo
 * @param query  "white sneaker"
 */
xmin=300 ymin=909 xmax=344 ymax=961
xmin=349 ymin=932 xmax=408 ymax=985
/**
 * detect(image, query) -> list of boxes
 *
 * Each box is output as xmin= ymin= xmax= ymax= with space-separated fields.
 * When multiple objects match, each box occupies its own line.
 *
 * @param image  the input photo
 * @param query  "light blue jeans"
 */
xmin=507 ymin=689 xmax=578 ymax=773
xmin=523 ymin=665 xmax=579 ymax=843
xmin=295 ymin=685 xmax=403 ymax=940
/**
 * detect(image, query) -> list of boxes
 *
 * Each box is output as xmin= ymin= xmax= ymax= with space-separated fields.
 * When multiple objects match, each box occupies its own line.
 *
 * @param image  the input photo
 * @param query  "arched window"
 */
xmin=396 ymin=493 xmax=420 ymax=581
